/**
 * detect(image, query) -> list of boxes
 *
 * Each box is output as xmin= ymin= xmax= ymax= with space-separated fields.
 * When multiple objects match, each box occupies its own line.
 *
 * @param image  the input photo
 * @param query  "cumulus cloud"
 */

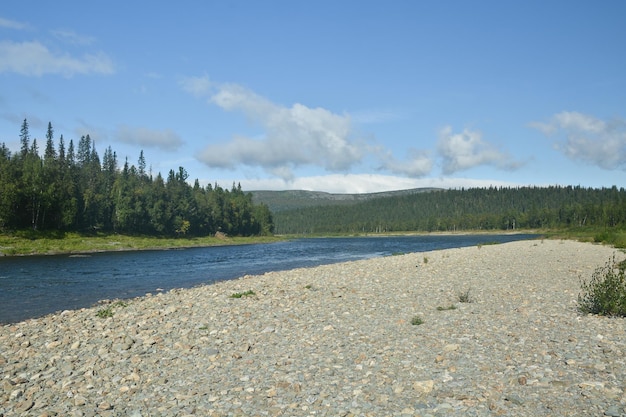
xmin=437 ymin=126 xmax=520 ymax=175
xmin=114 ymin=125 xmax=184 ymax=151
xmin=194 ymin=82 xmax=363 ymax=180
xmin=530 ymin=111 xmax=626 ymax=170
xmin=0 ymin=40 xmax=114 ymax=77
xmin=379 ymin=148 xmax=433 ymax=177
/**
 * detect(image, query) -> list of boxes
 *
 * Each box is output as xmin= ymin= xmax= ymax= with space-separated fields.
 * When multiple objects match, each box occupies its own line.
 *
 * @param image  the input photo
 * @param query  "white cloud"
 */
xmin=51 ymin=29 xmax=95 ymax=46
xmin=379 ymin=148 xmax=433 ymax=177
xmin=207 ymin=173 xmax=523 ymax=194
xmin=437 ymin=126 xmax=520 ymax=174
xmin=0 ymin=40 xmax=114 ymax=77
xmin=530 ymin=111 xmax=626 ymax=170
xmin=196 ymin=83 xmax=363 ymax=180
xmin=179 ymin=74 xmax=212 ymax=97
xmin=115 ymin=125 xmax=184 ymax=151
xmin=0 ymin=17 xmax=28 ymax=30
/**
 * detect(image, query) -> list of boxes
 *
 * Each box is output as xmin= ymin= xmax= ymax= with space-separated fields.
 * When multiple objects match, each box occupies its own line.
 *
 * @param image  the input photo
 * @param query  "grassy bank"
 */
xmin=1 ymin=227 xmax=624 ymax=257
xmin=0 ymin=231 xmax=285 ymax=256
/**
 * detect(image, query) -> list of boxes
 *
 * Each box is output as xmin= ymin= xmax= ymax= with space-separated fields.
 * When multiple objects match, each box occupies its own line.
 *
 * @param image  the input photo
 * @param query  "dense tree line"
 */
xmin=0 ymin=120 xmax=274 ymax=236
xmin=273 ymin=186 xmax=626 ymax=234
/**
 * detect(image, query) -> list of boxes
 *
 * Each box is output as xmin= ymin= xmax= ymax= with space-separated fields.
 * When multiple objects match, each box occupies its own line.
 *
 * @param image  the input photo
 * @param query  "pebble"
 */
xmin=1 ymin=239 xmax=625 ymax=416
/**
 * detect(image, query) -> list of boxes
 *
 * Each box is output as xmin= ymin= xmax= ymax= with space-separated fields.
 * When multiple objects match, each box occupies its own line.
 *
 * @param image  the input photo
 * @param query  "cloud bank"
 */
xmin=182 ymin=75 xmax=524 ymax=181
xmin=530 ymin=111 xmax=626 ymax=170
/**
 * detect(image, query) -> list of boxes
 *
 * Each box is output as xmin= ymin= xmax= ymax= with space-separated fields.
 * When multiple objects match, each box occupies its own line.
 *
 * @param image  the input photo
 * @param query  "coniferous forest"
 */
xmin=0 ymin=120 xmax=274 ymax=236
xmin=270 ymin=186 xmax=626 ymax=235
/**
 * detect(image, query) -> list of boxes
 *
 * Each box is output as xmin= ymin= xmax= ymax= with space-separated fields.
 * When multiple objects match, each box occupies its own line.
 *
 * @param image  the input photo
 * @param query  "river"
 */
xmin=0 ymin=234 xmax=538 ymax=324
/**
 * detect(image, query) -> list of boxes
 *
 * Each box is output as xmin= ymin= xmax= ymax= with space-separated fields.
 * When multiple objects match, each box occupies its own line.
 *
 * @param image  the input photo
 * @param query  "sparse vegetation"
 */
xmin=411 ymin=315 xmax=424 ymax=325
xmin=96 ymin=307 xmax=113 ymax=318
xmin=477 ymin=241 xmax=499 ymax=249
xmin=458 ymin=289 xmax=473 ymax=303
xmin=437 ymin=305 xmax=457 ymax=311
xmin=95 ymin=299 xmax=128 ymax=318
xmin=423 ymin=256 xmax=429 ymax=264
xmin=230 ymin=290 xmax=256 ymax=298
xmin=578 ymin=255 xmax=626 ymax=316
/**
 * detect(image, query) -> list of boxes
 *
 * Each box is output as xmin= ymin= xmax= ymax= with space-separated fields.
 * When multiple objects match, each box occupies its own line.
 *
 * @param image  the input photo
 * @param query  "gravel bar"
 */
xmin=2 ymin=239 xmax=626 ymax=416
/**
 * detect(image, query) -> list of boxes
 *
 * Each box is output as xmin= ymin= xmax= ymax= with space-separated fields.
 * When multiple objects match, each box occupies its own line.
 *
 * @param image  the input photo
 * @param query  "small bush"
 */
xmin=578 ymin=255 xmax=626 ymax=316
xmin=437 ymin=305 xmax=457 ymax=311
xmin=411 ymin=315 xmax=424 ymax=325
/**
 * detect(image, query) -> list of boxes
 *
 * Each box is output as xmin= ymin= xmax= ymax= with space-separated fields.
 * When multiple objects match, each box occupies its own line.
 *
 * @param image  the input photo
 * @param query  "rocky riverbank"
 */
xmin=2 ymin=239 xmax=626 ymax=416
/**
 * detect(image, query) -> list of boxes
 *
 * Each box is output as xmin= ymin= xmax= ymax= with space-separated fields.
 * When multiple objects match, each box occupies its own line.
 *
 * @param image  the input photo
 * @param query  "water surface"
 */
xmin=0 ymin=234 xmax=537 ymax=323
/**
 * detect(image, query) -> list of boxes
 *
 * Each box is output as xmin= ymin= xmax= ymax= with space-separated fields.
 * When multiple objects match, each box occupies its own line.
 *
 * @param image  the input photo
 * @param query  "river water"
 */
xmin=0 ymin=234 xmax=537 ymax=324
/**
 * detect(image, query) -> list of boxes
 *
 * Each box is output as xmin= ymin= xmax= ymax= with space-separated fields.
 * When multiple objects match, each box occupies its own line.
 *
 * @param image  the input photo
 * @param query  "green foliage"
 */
xmin=96 ymin=300 xmax=128 ymax=318
xmin=270 ymin=185 xmax=626 ymax=234
xmin=411 ymin=315 xmax=424 ymax=325
xmin=437 ymin=305 xmax=457 ymax=311
xmin=230 ymin=290 xmax=256 ymax=298
xmin=578 ymin=256 xmax=626 ymax=316
xmin=0 ymin=120 xmax=273 ymax=237
xmin=96 ymin=307 xmax=113 ymax=318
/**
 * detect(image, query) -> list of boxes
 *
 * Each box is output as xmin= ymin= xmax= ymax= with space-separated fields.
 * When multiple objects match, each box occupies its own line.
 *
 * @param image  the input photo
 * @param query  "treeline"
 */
xmin=0 ymin=120 xmax=274 ymax=236
xmin=273 ymin=186 xmax=626 ymax=234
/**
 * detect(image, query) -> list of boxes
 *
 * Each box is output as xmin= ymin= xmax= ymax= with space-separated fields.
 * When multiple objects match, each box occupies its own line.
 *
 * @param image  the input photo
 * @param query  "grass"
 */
xmin=436 ymin=304 xmax=457 ymax=311
xmin=230 ymin=290 xmax=256 ymax=298
xmin=0 ymin=230 xmax=285 ymax=256
xmin=544 ymin=228 xmax=626 ymax=249
xmin=96 ymin=300 xmax=128 ymax=318
xmin=458 ymin=288 xmax=473 ymax=303
xmin=578 ymin=255 xmax=626 ymax=316
xmin=411 ymin=315 xmax=424 ymax=325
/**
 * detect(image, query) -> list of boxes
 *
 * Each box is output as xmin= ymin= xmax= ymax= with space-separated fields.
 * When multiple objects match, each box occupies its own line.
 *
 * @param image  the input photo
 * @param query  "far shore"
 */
xmin=0 ymin=230 xmax=546 ymax=257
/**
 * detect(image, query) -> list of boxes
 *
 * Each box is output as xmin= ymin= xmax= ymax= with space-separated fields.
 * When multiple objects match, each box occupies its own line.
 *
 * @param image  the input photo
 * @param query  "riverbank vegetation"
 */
xmin=0 ymin=120 xmax=274 ymax=238
xmin=0 ymin=230 xmax=283 ymax=256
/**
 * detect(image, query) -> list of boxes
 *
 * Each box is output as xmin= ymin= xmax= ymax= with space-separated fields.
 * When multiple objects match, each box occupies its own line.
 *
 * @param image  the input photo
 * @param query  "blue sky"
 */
xmin=1 ymin=1 xmax=624 ymax=193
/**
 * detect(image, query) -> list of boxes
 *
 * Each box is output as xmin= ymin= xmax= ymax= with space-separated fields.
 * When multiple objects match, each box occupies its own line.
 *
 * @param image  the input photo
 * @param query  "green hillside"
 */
xmin=261 ymin=185 xmax=626 ymax=236
xmin=249 ymin=188 xmax=441 ymax=212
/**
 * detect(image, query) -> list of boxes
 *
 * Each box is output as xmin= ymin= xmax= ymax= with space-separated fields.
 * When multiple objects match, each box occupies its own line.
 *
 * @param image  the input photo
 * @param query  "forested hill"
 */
xmin=249 ymin=188 xmax=441 ymax=212
xmin=266 ymin=186 xmax=626 ymax=235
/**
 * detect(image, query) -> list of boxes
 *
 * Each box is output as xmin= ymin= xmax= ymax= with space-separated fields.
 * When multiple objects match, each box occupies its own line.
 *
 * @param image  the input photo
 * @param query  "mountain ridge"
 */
xmin=249 ymin=187 xmax=442 ymax=212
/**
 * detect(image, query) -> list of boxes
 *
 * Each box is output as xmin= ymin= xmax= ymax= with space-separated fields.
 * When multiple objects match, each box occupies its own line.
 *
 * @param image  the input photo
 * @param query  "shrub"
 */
xmin=578 ymin=255 xmax=626 ymax=316
xmin=437 ymin=305 xmax=457 ymax=311
xmin=411 ymin=315 xmax=424 ymax=325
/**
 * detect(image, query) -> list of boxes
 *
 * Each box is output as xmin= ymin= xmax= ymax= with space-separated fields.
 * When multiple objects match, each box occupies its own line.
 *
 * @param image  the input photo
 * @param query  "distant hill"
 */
xmin=248 ymin=188 xmax=442 ymax=212
xmin=252 ymin=185 xmax=626 ymax=235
